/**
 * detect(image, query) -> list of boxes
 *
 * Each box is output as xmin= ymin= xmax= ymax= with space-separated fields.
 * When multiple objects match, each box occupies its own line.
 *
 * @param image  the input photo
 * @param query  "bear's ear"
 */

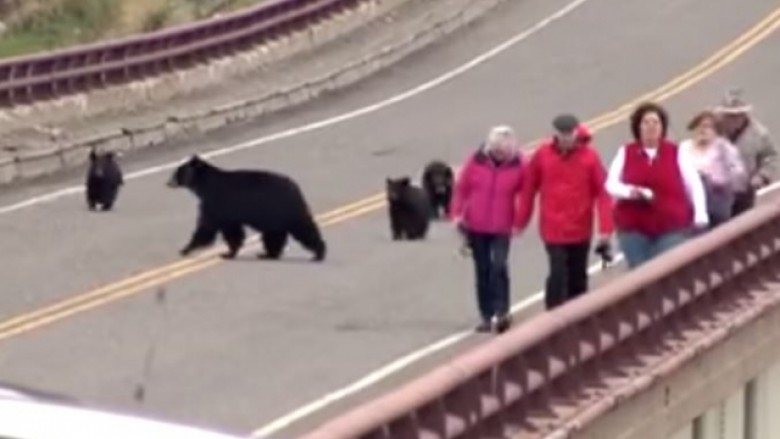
xmin=399 ymin=177 xmax=411 ymax=186
xmin=89 ymin=148 xmax=97 ymax=162
xmin=188 ymin=156 xmax=207 ymax=169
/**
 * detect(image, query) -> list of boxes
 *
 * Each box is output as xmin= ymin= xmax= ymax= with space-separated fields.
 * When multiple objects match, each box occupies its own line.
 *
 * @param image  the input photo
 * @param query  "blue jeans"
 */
xmin=617 ymin=230 xmax=691 ymax=269
xmin=467 ymin=232 xmax=511 ymax=321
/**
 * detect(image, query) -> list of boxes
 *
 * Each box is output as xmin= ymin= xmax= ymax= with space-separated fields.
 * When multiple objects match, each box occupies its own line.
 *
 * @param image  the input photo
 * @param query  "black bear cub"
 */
xmin=386 ymin=177 xmax=431 ymax=241
xmin=85 ymin=148 xmax=123 ymax=211
xmin=421 ymin=160 xmax=454 ymax=219
xmin=167 ymin=155 xmax=326 ymax=262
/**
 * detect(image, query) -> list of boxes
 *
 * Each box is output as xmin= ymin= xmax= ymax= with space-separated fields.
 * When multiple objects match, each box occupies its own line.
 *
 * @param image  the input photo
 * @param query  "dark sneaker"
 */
xmin=476 ymin=320 xmax=493 ymax=333
xmin=494 ymin=315 xmax=512 ymax=334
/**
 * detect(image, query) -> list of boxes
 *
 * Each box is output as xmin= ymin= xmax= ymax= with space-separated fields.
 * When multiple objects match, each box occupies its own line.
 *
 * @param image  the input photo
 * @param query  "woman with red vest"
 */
xmin=515 ymin=114 xmax=614 ymax=310
xmin=606 ymin=102 xmax=709 ymax=269
xmin=450 ymin=125 xmax=524 ymax=334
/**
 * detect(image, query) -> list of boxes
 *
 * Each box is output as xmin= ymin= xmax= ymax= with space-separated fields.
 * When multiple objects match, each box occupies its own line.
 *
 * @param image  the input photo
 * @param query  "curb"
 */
xmin=0 ymin=0 xmax=507 ymax=186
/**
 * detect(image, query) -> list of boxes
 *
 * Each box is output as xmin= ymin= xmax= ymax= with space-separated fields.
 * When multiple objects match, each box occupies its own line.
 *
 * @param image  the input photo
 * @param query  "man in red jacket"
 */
xmin=516 ymin=114 xmax=614 ymax=310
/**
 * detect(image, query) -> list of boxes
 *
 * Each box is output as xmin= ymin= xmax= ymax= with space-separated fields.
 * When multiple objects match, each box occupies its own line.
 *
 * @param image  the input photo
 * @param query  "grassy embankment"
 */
xmin=0 ymin=0 xmax=269 ymax=59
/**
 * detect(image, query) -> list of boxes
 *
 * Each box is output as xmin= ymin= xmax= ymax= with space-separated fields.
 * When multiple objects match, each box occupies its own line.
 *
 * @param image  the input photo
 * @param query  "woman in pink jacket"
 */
xmin=679 ymin=110 xmax=747 ymax=228
xmin=450 ymin=125 xmax=524 ymax=334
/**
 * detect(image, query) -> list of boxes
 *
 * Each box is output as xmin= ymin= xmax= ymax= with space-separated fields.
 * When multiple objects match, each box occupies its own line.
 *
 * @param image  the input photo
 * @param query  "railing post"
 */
xmin=744 ymin=360 xmax=780 ymax=438
xmin=669 ymin=423 xmax=694 ymax=439
xmin=690 ymin=387 xmax=746 ymax=439
xmin=744 ymin=379 xmax=757 ymax=439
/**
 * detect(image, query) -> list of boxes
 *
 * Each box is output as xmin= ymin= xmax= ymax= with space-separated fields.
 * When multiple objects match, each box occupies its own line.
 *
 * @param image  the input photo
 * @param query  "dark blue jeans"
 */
xmin=467 ymin=232 xmax=511 ymax=322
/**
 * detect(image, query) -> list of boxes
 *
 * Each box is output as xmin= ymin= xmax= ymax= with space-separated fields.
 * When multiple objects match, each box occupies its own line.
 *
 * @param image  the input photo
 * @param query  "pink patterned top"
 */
xmin=679 ymin=137 xmax=747 ymax=190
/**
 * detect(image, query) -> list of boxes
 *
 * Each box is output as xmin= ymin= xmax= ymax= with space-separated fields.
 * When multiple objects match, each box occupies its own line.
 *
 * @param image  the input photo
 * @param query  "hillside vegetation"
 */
xmin=0 ymin=0 xmax=269 ymax=59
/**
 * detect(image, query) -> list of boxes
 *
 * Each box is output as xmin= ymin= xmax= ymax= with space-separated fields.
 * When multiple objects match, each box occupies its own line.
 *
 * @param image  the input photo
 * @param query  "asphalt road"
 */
xmin=1 ymin=0 xmax=779 ymax=436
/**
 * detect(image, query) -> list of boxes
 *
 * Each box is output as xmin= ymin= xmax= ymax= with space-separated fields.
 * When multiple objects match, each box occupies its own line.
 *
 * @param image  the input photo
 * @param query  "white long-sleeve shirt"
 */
xmin=606 ymin=145 xmax=709 ymax=227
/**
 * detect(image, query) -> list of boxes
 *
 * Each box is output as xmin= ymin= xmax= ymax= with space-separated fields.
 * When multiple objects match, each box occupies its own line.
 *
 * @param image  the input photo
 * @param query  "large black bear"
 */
xmin=386 ymin=177 xmax=431 ymax=241
xmin=421 ymin=160 xmax=454 ymax=219
xmin=85 ymin=148 xmax=123 ymax=211
xmin=167 ymin=156 xmax=326 ymax=262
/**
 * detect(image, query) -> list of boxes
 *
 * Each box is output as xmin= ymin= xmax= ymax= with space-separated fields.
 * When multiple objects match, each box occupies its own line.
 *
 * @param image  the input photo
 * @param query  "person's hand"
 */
xmin=454 ymin=222 xmax=471 ymax=257
xmin=594 ymin=236 xmax=614 ymax=265
xmin=596 ymin=234 xmax=611 ymax=250
xmin=451 ymin=215 xmax=463 ymax=228
xmin=452 ymin=217 xmax=467 ymax=238
xmin=693 ymin=214 xmax=710 ymax=230
xmin=628 ymin=187 xmax=644 ymax=199
xmin=750 ymin=174 xmax=767 ymax=190
xmin=628 ymin=186 xmax=652 ymax=200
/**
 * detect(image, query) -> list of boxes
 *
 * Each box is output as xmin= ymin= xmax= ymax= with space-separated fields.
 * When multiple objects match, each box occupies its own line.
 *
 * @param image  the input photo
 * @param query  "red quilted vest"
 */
xmin=613 ymin=141 xmax=693 ymax=236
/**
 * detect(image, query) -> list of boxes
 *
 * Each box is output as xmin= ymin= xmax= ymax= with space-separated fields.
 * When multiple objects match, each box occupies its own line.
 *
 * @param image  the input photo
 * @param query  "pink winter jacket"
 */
xmin=449 ymin=147 xmax=525 ymax=235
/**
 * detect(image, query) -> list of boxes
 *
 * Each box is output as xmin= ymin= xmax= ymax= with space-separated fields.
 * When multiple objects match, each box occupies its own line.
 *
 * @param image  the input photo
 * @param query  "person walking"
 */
xmin=450 ymin=125 xmax=524 ymax=334
xmin=515 ymin=114 xmax=614 ymax=310
xmin=606 ymin=102 xmax=709 ymax=269
xmin=714 ymin=89 xmax=777 ymax=216
xmin=679 ymin=110 xmax=746 ymax=228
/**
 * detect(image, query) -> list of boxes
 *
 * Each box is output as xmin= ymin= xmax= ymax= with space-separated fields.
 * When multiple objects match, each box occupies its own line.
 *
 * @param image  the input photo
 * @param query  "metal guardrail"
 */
xmin=298 ymin=194 xmax=780 ymax=439
xmin=0 ymin=0 xmax=364 ymax=107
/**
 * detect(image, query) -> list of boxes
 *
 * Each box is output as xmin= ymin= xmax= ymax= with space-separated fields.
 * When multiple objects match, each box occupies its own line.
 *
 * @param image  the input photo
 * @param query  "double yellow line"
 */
xmin=0 ymin=194 xmax=387 ymax=342
xmin=2 ymin=7 xmax=780 ymax=342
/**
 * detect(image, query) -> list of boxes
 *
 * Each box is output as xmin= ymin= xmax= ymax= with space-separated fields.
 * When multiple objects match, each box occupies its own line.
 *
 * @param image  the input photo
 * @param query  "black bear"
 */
xmin=421 ymin=160 xmax=454 ymax=219
xmin=167 ymin=155 xmax=326 ymax=262
xmin=386 ymin=177 xmax=431 ymax=241
xmin=85 ymin=148 xmax=123 ymax=211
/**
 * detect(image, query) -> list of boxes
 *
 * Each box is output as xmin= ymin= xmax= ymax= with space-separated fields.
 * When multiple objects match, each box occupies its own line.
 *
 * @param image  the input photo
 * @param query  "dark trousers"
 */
xmin=544 ymin=240 xmax=591 ymax=310
xmin=467 ymin=232 xmax=511 ymax=322
xmin=705 ymin=186 xmax=736 ymax=229
xmin=731 ymin=189 xmax=756 ymax=217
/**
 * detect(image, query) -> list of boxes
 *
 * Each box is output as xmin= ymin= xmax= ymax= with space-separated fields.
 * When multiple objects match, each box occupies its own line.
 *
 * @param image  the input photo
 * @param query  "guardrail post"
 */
xmin=690 ymin=387 xmax=746 ymax=439
xmin=744 ymin=360 xmax=780 ymax=438
xmin=669 ymin=423 xmax=694 ymax=439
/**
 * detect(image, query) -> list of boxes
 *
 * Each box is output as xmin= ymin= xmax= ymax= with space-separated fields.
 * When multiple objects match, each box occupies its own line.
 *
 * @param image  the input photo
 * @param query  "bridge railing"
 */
xmin=298 ymin=196 xmax=780 ymax=439
xmin=0 ymin=0 xmax=363 ymax=107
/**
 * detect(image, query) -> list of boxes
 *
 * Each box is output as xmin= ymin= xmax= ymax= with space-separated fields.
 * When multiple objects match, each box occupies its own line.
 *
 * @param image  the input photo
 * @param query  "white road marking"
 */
xmin=0 ymin=0 xmax=590 ymax=217
xmin=251 ymin=182 xmax=780 ymax=439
